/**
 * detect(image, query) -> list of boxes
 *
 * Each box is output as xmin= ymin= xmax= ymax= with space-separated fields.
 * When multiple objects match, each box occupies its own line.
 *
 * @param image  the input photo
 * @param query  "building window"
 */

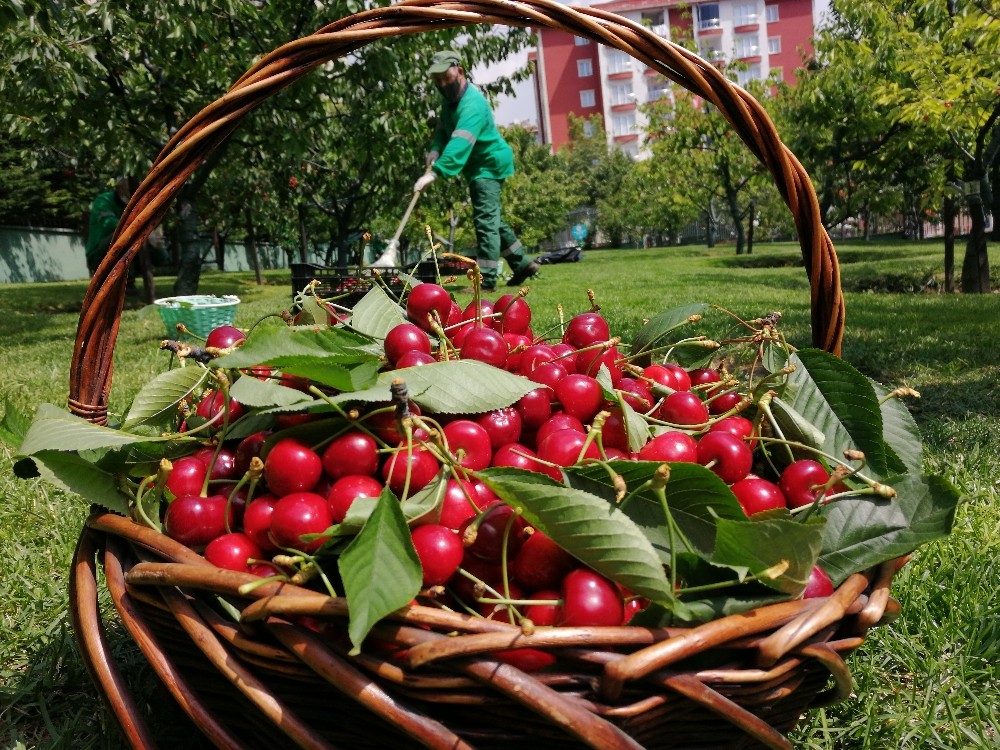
xmin=697 ymin=3 xmax=721 ymax=30
xmin=580 ymin=89 xmax=596 ymax=108
xmin=701 ymin=44 xmax=726 ymax=61
xmin=612 ymin=112 xmax=637 ymax=136
xmin=734 ymin=34 xmax=760 ymax=58
xmin=575 ymin=36 xmax=591 ymax=46
xmin=610 ymin=81 xmax=634 ymax=106
xmin=577 ymin=58 xmax=593 ymax=77
xmin=733 ymin=2 xmax=758 ymax=26
xmin=765 ymin=4 xmax=779 ymax=22
xmin=647 ymin=78 xmax=670 ymax=101
xmin=583 ymin=119 xmax=595 ymax=137
xmin=606 ymin=48 xmax=632 ymax=74
xmin=736 ymin=63 xmax=762 ymax=86
xmin=768 ymin=36 xmax=781 ymax=54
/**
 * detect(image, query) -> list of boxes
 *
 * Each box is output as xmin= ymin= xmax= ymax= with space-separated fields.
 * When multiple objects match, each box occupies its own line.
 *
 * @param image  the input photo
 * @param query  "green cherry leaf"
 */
xmin=629 ymin=303 xmax=710 ymax=366
xmin=478 ymin=467 xmax=676 ymax=605
xmin=123 ymin=366 xmax=209 ymax=429
xmin=338 ymin=488 xmax=423 ymax=654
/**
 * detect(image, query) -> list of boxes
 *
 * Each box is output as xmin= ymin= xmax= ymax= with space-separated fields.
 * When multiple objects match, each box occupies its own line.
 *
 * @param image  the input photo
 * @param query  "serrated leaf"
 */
xmin=769 ymin=397 xmax=826 ymax=451
xmin=818 ymin=473 xmax=959 ymax=585
xmin=211 ymin=324 xmax=376 ymax=370
xmin=617 ymin=392 xmax=652 ymax=453
xmin=19 ymin=404 xmax=147 ymax=455
xmin=338 ymin=488 xmax=423 ymax=654
xmin=629 ymin=303 xmax=710 ymax=365
xmin=349 ymin=285 xmax=408 ymax=340
xmin=782 ymin=349 xmax=901 ymax=479
xmin=22 ymin=450 xmax=128 ymax=515
xmin=266 ymin=356 xmax=381 ymax=392
xmin=339 ymin=469 xmax=448 ymax=533
xmin=0 ymin=396 xmax=33 ymax=446
xmin=871 ymin=381 xmax=924 ymax=475
xmin=123 ymin=366 xmax=208 ymax=428
xmin=229 ymin=375 xmax=313 ymax=408
xmin=712 ymin=516 xmax=825 ymax=595
xmin=374 ymin=360 xmax=537 ymax=414
xmin=478 ymin=467 xmax=675 ymax=604
xmin=567 ymin=461 xmax=746 ymax=560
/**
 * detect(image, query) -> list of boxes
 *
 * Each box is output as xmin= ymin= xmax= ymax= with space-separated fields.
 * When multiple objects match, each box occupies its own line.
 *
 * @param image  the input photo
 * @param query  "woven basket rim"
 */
xmin=152 ymin=294 xmax=241 ymax=309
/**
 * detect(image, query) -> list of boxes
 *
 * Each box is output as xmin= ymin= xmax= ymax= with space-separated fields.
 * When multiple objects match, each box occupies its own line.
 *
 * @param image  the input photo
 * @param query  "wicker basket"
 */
xmin=67 ymin=2 xmax=884 ymax=749
xmin=153 ymin=295 xmax=241 ymax=338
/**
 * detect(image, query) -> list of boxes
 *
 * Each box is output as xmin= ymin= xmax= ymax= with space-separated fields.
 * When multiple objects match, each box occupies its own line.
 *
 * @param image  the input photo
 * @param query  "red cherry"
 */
xmin=365 ymin=403 xmax=424 ymax=445
xmin=443 ymin=420 xmax=494 ymax=470
xmin=537 ymin=428 xmax=600 ymax=469
xmin=164 ymin=494 xmax=232 ymax=548
xmin=493 ymin=647 xmax=557 ymax=673
xmin=554 ymin=374 xmax=604 ymax=424
xmin=461 ymin=504 xmax=527 ymax=563
xmin=461 ymin=327 xmax=507 ymax=368
xmin=710 ymin=416 xmax=757 ymax=450
xmin=502 ymin=332 xmax=532 ymax=372
xmin=549 ymin=342 xmax=578 ymax=374
xmin=195 ymin=390 xmax=246 ymax=428
xmin=396 ymin=350 xmax=436 ymax=368
xmin=449 ymin=551 xmax=502 ymax=604
xmin=406 ymin=283 xmax=453 ymax=333
xmin=535 ymin=413 xmax=585 ymax=447
xmin=518 ymin=344 xmax=556 ymax=375
xmin=511 ymin=531 xmax=578 ymax=593
xmin=384 ymin=322 xmax=432 ymax=365
xmin=381 ymin=446 xmax=440 ymax=496
xmin=205 ymin=325 xmax=245 ymax=350
xmin=165 ymin=456 xmax=208 ymax=498
xmin=269 ymin=491 xmax=333 ymax=553
xmin=731 ymin=477 xmax=787 ymax=516
xmin=524 ymin=589 xmax=563 ymax=626
xmin=242 ymin=494 xmax=280 ymax=553
xmin=461 ymin=298 xmax=496 ymax=329
xmin=411 ymin=525 xmax=464 ymax=585
xmin=264 ymin=438 xmax=323 ymax=496
xmin=495 ymin=294 xmax=531 ymax=334
xmin=618 ymin=376 xmax=654 ymax=412
xmin=327 ymin=474 xmax=384 ymax=522
xmin=644 ymin=364 xmax=691 ymax=392
xmin=709 ymin=390 xmax=744 ymax=415
xmin=234 ymin=430 xmax=270 ymax=476
xmin=476 ymin=407 xmax=523 ymax=450
xmin=689 ymin=367 xmax=722 ymax=389
xmin=559 ymin=569 xmax=624 ymax=626
xmin=658 ymin=391 xmax=709 ymax=427
xmin=491 ymin=442 xmax=545 ymax=473
xmin=562 ymin=312 xmax=610 ymax=349
xmin=204 ymin=532 xmax=263 ymax=573
xmin=696 ymin=431 xmax=753 ymax=484
xmin=478 ymin=581 xmax=526 ymax=623
xmin=597 ymin=408 xmax=630 ymax=452
xmin=527 ymin=360 xmax=569 ymax=390
xmin=438 ymin=478 xmax=481 ymax=530
xmin=321 ymin=430 xmax=379 ymax=480
xmin=516 ymin=387 xmax=553 ymax=429
xmin=636 ymin=431 xmax=698 ymax=463
xmin=803 ymin=565 xmax=835 ymax=598
xmin=575 ymin=346 xmax=622 ymax=387
xmin=779 ymin=460 xmax=831 ymax=509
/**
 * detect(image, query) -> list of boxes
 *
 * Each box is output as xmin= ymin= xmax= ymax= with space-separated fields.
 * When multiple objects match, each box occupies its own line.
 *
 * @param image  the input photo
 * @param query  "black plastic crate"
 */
xmin=290 ymin=263 xmax=424 ymax=309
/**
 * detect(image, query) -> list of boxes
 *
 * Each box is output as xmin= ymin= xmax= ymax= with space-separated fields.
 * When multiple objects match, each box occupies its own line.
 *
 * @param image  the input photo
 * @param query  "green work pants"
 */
xmin=468 ymin=178 xmax=531 ymax=287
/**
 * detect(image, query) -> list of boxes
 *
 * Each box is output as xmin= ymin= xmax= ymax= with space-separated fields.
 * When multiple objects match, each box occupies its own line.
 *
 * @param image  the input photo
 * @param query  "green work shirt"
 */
xmin=430 ymin=83 xmax=514 ymax=183
xmin=85 ymin=190 xmax=126 ymax=263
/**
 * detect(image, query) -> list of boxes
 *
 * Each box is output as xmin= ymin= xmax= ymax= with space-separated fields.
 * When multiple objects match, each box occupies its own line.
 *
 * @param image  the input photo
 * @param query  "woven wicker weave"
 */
xmin=67 ymin=2 xmax=885 ymax=749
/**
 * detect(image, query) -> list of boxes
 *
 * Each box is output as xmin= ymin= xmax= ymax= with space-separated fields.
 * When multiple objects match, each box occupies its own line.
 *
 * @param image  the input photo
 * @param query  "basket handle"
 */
xmin=69 ymin=0 xmax=844 ymax=424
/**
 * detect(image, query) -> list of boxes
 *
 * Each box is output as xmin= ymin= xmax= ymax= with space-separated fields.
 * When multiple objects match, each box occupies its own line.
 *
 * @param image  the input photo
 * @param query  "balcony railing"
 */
xmin=698 ymin=17 xmax=722 ymax=31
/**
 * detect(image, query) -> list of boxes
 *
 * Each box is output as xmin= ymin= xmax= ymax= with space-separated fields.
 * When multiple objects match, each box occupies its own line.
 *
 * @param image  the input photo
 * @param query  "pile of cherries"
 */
xmin=155 ymin=282 xmax=837 ymax=662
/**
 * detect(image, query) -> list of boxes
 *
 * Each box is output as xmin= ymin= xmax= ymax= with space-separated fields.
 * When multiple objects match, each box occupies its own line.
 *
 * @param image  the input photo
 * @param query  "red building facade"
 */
xmin=533 ymin=0 xmax=827 ymax=154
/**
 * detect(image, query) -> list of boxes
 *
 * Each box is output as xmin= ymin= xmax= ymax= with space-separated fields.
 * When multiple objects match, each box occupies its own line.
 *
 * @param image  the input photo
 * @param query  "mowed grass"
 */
xmin=1 ymin=239 xmax=997 ymax=748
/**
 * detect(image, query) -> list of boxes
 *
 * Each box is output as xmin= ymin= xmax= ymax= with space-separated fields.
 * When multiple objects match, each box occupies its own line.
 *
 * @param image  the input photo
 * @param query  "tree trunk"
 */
xmin=960 ymin=174 xmax=990 ymax=293
xmin=298 ymin=203 xmax=309 ymax=263
xmin=246 ymin=211 xmax=263 ymax=286
xmin=990 ymin=158 xmax=1000 ymax=243
xmin=173 ymin=200 xmax=202 ymax=296
xmin=705 ymin=210 xmax=715 ymax=248
xmin=943 ymin=162 xmax=956 ymax=292
xmin=727 ymin=188 xmax=745 ymax=255
xmin=746 ymin=200 xmax=756 ymax=255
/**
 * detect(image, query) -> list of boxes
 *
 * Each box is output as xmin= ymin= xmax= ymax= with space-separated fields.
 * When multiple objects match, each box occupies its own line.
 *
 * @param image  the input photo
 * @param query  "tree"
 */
xmin=805 ymin=0 xmax=1000 ymax=292
xmin=0 ymin=2 xmax=530 ymax=288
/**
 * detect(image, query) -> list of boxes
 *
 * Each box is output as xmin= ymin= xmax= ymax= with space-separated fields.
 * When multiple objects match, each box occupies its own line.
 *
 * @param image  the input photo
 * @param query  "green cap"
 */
xmin=428 ymin=50 xmax=461 ymax=75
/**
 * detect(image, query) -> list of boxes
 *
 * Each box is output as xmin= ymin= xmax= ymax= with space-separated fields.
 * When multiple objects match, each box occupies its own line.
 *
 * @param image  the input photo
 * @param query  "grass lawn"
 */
xmin=1 ymin=238 xmax=997 ymax=748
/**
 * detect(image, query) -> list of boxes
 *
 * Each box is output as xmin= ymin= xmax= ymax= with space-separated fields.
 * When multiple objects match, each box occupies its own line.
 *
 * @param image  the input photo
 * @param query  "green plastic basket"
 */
xmin=153 ymin=295 xmax=240 ymax=339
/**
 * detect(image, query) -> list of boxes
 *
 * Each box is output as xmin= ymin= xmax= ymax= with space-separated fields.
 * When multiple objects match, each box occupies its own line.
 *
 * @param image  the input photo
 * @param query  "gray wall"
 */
xmin=0 ymin=227 xmax=292 ymax=284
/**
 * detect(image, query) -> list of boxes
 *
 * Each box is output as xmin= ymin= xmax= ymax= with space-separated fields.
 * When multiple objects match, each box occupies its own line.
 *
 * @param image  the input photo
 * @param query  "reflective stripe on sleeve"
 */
xmin=452 ymin=129 xmax=477 ymax=145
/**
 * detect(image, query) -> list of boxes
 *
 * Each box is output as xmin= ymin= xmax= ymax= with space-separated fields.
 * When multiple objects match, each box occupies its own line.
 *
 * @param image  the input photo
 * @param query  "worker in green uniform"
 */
xmin=85 ymin=176 xmax=141 ymax=295
xmin=415 ymin=50 xmax=539 ymax=291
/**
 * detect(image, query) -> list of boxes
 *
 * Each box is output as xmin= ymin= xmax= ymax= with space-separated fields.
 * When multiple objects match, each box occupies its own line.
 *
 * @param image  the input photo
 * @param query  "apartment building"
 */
xmin=532 ymin=0 xmax=827 ymax=155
